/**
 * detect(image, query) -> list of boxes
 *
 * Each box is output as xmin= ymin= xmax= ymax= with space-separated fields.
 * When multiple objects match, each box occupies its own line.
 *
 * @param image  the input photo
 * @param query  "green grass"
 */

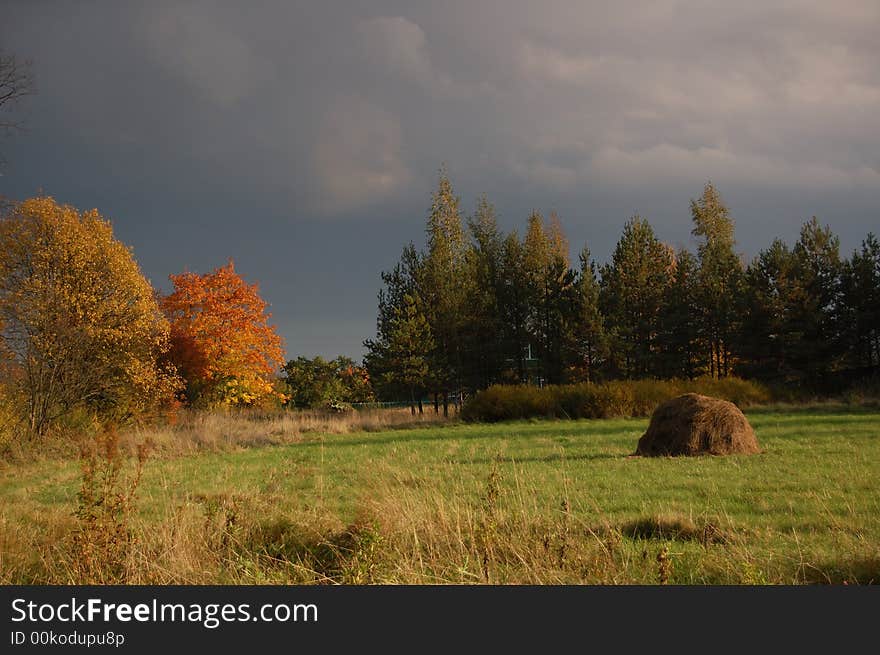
xmin=2 ymin=406 xmax=879 ymax=584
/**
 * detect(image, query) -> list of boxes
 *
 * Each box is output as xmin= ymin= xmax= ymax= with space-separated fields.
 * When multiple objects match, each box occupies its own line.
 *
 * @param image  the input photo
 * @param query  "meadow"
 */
xmin=1 ymin=405 xmax=878 ymax=585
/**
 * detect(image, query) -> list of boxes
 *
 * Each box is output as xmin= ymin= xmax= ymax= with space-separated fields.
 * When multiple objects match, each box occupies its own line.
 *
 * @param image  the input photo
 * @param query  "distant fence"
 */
xmin=349 ymin=401 xmax=418 ymax=410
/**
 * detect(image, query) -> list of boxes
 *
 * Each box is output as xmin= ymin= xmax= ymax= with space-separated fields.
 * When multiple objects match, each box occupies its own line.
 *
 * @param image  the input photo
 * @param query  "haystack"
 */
xmin=635 ymin=393 xmax=759 ymax=456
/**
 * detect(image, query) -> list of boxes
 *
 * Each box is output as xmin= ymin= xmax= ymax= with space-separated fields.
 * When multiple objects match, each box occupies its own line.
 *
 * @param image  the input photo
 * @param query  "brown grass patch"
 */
xmin=119 ymin=407 xmax=451 ymax=457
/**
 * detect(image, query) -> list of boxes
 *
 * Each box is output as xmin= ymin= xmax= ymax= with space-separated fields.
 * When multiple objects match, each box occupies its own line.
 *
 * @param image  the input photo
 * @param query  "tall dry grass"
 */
xmin=4 ymin=455 xmax=876 ymax=585
xmin=120 ymin=407 xmax=452 ymax=457
xmin=4 ymin=401 xmax=878 ymax=585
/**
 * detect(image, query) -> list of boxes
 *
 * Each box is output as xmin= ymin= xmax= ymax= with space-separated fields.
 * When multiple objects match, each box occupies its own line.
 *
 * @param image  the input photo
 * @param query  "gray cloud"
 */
xmin=313 ymin=95 xmax=412 ymax=214
xmin=1 ymin=0 xmax=878 ymax=357
xmin=357 ymin=16 xmax=433 ymax=83
xmin=140 ymin=5 xmax=273 ymax=107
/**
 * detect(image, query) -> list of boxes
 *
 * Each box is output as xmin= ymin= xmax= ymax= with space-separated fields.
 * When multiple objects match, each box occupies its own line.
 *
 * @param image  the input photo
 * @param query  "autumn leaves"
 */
xmin=0 ymin=197 xmax=285 ymax=437
xmin=161 ymin=261 xmax=285 ymax=407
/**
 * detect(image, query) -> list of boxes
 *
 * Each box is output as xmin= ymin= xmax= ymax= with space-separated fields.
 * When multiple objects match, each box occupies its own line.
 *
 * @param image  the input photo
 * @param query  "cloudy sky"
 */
xmin=2 ymin=1 xmax=878 ymax=359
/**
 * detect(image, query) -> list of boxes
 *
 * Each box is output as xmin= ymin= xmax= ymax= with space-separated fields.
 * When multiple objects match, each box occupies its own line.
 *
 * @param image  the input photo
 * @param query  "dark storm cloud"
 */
xmin=2 ymin=1 xmax=878 ymax=357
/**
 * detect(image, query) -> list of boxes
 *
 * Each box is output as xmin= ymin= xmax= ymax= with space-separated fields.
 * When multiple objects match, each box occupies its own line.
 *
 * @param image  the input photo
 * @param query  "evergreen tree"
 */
xmin=690 ymin=182 xmax=743 ymax=377
xmin=521 ymin=211 xmax=575 ymax=384
xmin=739 ymin=239 xmax=796 ymax=379
xmin=385 ymin=293 xmax=434 ymax=415
xmin=840 ymin=234 xmax=880 ymax=369
xmin=567 ymin=246 xmax=608 ymax=382
xmin=658 ymin=249 xmax=702 ymax=378
xmin=364 ymin=244 xmax=424 ymax=400
xmin=599 ymin=216 xmax=674 ymax=378
xmin=422 ymin=167 xmax=468 ymax=413
xmin=498 ymin=232 xmax=531 ymax=383
xmin=788 ymin=217 xmax=842 ymax=378
xmin=464 ymin=196 xmax=505 ymax=388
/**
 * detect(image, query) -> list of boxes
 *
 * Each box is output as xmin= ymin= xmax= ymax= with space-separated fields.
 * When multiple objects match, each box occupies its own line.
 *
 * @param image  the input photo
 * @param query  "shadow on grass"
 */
xmin=621 ymin=515 xmax=730 ymax=545
xmin=802 ymin=556 xmax=880 ymax=585
xmin=242 ymin=517 xmax=384 ymax=584
xmin=445 ymin=452 xmax=622 ymax=466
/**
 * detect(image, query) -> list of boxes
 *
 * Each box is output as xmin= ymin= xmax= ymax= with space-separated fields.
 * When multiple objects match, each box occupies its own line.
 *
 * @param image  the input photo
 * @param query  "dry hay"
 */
xmin=635 ymin=393 xmax=760 ymax=457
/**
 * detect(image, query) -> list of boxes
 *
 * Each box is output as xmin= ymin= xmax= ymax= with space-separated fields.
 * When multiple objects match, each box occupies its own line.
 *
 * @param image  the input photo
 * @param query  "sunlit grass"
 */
xmin=1 ymin=406 xmax=878 ymax=584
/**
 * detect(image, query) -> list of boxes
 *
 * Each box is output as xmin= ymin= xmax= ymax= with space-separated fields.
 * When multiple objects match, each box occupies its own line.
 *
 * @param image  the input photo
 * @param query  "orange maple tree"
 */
xmin=161 ymin=260 xmax=285 ymax=406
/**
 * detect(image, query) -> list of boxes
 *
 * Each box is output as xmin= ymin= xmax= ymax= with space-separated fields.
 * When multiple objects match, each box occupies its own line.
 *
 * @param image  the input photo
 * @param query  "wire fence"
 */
xmin=349 ymin=401 xmax=419 ymax=410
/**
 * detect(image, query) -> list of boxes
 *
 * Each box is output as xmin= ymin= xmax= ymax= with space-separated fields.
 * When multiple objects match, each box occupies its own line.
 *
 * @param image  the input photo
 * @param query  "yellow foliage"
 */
xmin=0 ymin=197 xmax=181 ymax=435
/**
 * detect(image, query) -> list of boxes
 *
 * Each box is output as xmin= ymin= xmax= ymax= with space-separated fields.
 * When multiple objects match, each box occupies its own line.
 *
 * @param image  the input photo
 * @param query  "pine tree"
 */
xmin=386 ymin=293 xmax=434 ymax=415
xmin=739 ymin=239 xmax=796 ymax=379
xmin=599 ymin=216 xmax=674 ymax=378
xmin=567 ymin=246 xmax=608 ymax=382
xmin=690 ymin=182 xmax=743 ymax=377
xmin=364 ymin=244 xmax=424 ymax=400
xmin=464 ymin=196 xmax=505 ymax=388
xmin=521 ymin=211 xmax=575 ymax=384
xmin=658 ymin=249 xmax=702 ymax=378
xmin=498 ymin=232 xmax=530 ymax=383
xmin=840 ymin=234 xmax=880 ymax=369
xmin=788 ymin=217 xmax=842 ymax=378
xmin=422 ymin=167 xmax=468 ymax=414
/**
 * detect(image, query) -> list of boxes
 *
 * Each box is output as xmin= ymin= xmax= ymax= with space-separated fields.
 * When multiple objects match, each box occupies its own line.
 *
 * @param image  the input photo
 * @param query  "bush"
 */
xmin=685 ymin=376 xmax=771 ymax=407
xmin=461 ymin=377 xmax=771 ymax=423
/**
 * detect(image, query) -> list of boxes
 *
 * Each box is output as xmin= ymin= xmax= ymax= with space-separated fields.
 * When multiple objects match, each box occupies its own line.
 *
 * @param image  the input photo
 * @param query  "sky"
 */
xmin=1 ymin=1 xmax=878 ymax=360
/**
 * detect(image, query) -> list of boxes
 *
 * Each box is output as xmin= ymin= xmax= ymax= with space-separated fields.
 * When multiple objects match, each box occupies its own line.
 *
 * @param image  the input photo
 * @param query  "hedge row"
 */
xmin=460 ymin=377 xmax=770 ymax=423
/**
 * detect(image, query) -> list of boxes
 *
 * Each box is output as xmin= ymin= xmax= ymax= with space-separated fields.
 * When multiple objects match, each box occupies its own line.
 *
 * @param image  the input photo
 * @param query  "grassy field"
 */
xmin=1 ymin=405 xmax=878 ymax=584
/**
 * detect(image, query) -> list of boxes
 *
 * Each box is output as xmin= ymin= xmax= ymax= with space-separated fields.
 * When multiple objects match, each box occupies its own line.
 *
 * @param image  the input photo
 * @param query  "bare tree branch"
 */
xmin=0 ymin=52 xmax=34 ymax=135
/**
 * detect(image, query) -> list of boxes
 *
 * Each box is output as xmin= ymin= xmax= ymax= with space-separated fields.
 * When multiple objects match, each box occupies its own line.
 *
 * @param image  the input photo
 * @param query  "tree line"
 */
xmin=2 ymin=185 xmax=877 ymax=437
xmin=364 ymin=170 xmax=880 ymax=414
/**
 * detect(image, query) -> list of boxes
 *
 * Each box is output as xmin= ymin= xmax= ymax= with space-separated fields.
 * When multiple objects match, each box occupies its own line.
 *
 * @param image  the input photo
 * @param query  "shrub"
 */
xmin=684 ymin=376 xmax=771 ymax=407
xmin=553 ymin=383 xmax=594 ymax=419
xmin=462 ymin=377 xmax=771 ymax=423
xmin=461 ymin=385 xmax=556 ymax=422
xmin=627 ymin=380 xmax=680 ymax=416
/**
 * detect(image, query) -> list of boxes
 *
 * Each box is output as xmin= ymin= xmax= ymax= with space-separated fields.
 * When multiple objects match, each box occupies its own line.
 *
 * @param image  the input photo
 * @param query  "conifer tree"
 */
xmin=740 ymin=239 xmax=797 ymax=379
xmin=690 ymin=182 xmax=743 ymax=377
xmin=422 ymin=167 xmax=468 ymax=413
xmin=464 ymin=196 xmax=505 ymax=388
xmin=498 ymin=232 xmax=531 ymax=383
xmin=599 ymin=216 xmax=674 ymax=378
xmin=788 ymin=217 xmax=842 ymax=378
xmin=840 ymin=234 xmax=880 ymax=369
xmin=659 ymin=249 xmax=701 ymax=378
xmin=385 ymin=293 xmax=434 ymax=415
xmin=568 ymin=246 xmax=608 ymax=382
